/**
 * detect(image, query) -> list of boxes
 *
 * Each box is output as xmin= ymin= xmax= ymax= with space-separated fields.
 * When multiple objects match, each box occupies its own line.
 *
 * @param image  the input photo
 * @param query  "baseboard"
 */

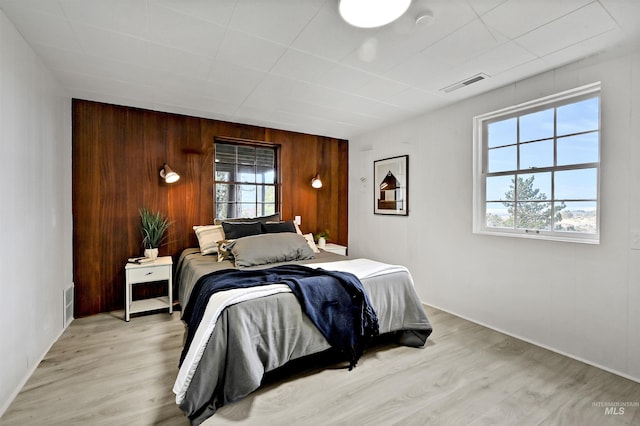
xmin=0 ymin=321 xmax=71 ymax=417
xmin=423 ymin=302 xmax=640 ymax=385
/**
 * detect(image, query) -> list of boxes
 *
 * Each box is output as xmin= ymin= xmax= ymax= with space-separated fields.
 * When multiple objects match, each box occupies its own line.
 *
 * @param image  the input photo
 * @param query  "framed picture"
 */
xmin=374 ymin=155 xmax=409 ymax=216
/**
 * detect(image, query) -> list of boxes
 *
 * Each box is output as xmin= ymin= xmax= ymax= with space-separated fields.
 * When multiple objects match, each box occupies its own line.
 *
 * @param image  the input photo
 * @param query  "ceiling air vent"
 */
xmin=440 ymin=73 xmax=489 ymax=93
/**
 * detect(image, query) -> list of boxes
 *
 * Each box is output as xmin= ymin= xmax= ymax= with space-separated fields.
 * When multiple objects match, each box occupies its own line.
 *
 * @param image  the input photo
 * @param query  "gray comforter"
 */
xmin=175 ymin=249 xmax=432 ymax=425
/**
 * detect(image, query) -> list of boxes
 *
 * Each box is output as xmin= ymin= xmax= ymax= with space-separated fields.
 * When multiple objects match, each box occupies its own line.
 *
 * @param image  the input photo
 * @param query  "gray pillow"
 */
xmin=231 ymin=233 xmax=315 ymax=268
xmin=221 ymin=221 xmax=263 ymax=239
xmin=261 ymin=221 xmax=296 ymax=234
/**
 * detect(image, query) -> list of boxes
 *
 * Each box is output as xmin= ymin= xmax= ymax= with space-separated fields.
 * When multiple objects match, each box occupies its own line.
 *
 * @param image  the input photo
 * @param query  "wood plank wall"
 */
xmin=72 ymin=99 xmax=348 ymax=317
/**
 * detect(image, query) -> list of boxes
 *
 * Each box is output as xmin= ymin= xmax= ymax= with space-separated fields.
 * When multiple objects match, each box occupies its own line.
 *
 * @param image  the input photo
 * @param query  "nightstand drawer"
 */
xmin=127 ymin=265 xmax=171 ymax=283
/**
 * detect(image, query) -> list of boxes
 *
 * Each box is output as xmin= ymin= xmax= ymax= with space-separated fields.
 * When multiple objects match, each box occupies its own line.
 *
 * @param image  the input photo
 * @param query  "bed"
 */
xmin=173 ymin=227 xmax=432 ymax=425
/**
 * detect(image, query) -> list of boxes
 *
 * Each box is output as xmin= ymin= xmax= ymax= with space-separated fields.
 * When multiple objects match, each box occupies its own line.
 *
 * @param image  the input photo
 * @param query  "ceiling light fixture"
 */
xmin=339 ymin=0 xmax=412 ymax=29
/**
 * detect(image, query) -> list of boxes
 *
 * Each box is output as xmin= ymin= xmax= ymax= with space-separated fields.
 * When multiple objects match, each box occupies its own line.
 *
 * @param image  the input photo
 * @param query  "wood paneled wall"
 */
xmin=72 ymin=99 xmax=348 ymax=317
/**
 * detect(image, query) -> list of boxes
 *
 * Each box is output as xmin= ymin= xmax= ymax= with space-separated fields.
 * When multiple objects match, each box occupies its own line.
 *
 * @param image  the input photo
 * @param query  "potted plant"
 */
xmin=314 ymin=229 xmax=331 ymax=249
xmin=139 ymin=207 xmax=172 ymax=259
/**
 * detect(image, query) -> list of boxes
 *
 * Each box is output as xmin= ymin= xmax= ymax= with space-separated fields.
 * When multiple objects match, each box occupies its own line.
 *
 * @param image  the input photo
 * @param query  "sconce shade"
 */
xmin=339 ymin=0 xmax=411 ymax=28
xmin=160 ymin=163 xmax=180 ymax=183
xmin=311 ymin=174 xmax=323 ymax=189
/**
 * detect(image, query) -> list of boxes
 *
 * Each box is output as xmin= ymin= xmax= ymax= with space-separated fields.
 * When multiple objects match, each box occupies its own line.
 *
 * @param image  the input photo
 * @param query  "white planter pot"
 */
xmin=317 ymin=237 xmax=326 ymax=249
xmin=144 ymin=248 xmax=159 ymax=260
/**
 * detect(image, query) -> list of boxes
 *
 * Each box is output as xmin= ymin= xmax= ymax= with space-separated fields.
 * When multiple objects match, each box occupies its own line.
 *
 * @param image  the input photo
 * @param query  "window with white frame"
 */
xmin=214 ymin=140 xmax=279 ymax=220
xmin=473 ymin=82 xmax=601 ymax=243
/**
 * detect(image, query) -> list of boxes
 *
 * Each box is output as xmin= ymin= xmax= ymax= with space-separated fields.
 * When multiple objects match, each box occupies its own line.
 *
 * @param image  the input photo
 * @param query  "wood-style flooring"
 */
xmin=2 ymin=306 xmax=639 ymax=425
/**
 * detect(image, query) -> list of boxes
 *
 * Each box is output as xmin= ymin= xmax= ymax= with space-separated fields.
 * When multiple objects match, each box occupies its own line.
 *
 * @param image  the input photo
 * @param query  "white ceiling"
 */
xmin=1 ymin=0 xmax=639 ymax=139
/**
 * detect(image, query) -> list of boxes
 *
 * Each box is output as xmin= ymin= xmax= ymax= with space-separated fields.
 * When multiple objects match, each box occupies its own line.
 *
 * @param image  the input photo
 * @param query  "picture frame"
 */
xmin=374 ymin=155 xmax=409 ymax=216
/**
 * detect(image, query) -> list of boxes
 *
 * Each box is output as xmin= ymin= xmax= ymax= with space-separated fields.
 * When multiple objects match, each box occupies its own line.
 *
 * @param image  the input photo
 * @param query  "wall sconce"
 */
xmin=160 ymin=163 xmax=180 ymax=183
xmin=311 ymin=173 xmax=323 ymax=189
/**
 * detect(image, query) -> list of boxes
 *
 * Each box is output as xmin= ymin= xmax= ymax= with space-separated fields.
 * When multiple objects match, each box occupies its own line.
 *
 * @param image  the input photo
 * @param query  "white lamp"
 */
xmin=311 ymin=174 xmax=323 ymax=189
xmin=339 ymin=0 xmax=411 ymax=28
xmin=160 ymin=163 xmax=180 ymax=183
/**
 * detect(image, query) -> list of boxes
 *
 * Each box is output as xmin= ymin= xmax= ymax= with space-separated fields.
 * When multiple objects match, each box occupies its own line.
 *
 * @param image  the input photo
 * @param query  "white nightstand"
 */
xmin=125 ymin=256 xmax=173 ymax=322
xmin=322 ymin=243 xmax=348 ymax=256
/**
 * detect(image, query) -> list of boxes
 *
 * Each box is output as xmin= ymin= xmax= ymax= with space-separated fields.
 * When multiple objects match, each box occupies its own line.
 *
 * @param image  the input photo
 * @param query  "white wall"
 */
xmin=349 ymin=46 xmax=640 ymax=382
xmin=0 ymin=10 xmax=72 ymax=414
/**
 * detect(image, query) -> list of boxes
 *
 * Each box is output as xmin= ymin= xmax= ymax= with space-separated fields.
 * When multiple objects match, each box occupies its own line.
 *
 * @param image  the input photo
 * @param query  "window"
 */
xmin=214 ymin=140 xmax=279 ymax=220
xmin=473 ymin=82 xmax=600 ymax=243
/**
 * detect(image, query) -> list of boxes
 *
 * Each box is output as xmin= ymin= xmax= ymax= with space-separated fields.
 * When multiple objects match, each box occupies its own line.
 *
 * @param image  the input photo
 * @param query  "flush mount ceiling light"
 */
xmin=339 ymin=0 xmax=412 ymax=28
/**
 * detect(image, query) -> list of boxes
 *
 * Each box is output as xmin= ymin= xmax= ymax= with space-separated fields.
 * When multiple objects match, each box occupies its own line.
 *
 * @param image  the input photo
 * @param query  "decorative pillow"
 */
xmin=221 ymin=221 xmax=263 ymax=239
xmin=214 ymin=213 xmax=281 ymax=226
xmin=303 ymin=233 xmax=320 ymax=253
xmin=293 ymin=221 xmax=303 ymax=235
xmin=262 ymin=221 xmax=296 ymax=234
xmin=217 ymin=239 xmax=236 ymax=262
xmin=193 ymin=225 xmax=225 ymax=255
xmin=230 ymin=233 xmax=315 ymax=268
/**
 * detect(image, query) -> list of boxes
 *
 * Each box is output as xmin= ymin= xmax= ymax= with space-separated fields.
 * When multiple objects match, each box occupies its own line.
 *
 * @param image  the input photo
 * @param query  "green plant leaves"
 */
xmin=139 ymin=207 xmax=172 ymax=249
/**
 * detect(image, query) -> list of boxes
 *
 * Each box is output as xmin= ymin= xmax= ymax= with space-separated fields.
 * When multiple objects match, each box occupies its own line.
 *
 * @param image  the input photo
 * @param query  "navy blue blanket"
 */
xmin=180 ymin=265 xmax=379 ymax=369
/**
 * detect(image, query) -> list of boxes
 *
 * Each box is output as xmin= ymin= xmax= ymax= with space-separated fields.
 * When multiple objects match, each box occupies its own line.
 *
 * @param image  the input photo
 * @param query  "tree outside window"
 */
xmin=473 ymin=82 xmax=600 ymax=243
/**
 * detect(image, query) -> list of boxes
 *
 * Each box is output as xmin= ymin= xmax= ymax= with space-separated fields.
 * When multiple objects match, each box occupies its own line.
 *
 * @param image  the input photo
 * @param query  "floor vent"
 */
xmin=64 ymin=285 xmax=74 ymax=327
xmin=440 ymin=73 xmax=489 ymax=93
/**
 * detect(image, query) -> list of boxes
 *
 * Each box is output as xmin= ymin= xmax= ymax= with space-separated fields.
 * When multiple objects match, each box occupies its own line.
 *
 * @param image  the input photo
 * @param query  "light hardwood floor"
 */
xmin=2 ymin=306 xmax=639 ymax=425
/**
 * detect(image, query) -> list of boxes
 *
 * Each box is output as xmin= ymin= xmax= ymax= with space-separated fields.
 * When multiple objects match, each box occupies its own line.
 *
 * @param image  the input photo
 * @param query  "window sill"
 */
xmin=473 ymin=228 xmax=599 ymax=245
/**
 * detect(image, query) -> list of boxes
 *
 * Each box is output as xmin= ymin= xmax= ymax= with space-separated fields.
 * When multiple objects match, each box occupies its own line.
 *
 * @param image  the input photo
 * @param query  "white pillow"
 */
xmin=294 ymin=221 xmax=303 ymax=235
xmin=303 ymin=233 xmax=320 ymax=253
xmin=193 ymin=225 xmax=225 ymax=255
